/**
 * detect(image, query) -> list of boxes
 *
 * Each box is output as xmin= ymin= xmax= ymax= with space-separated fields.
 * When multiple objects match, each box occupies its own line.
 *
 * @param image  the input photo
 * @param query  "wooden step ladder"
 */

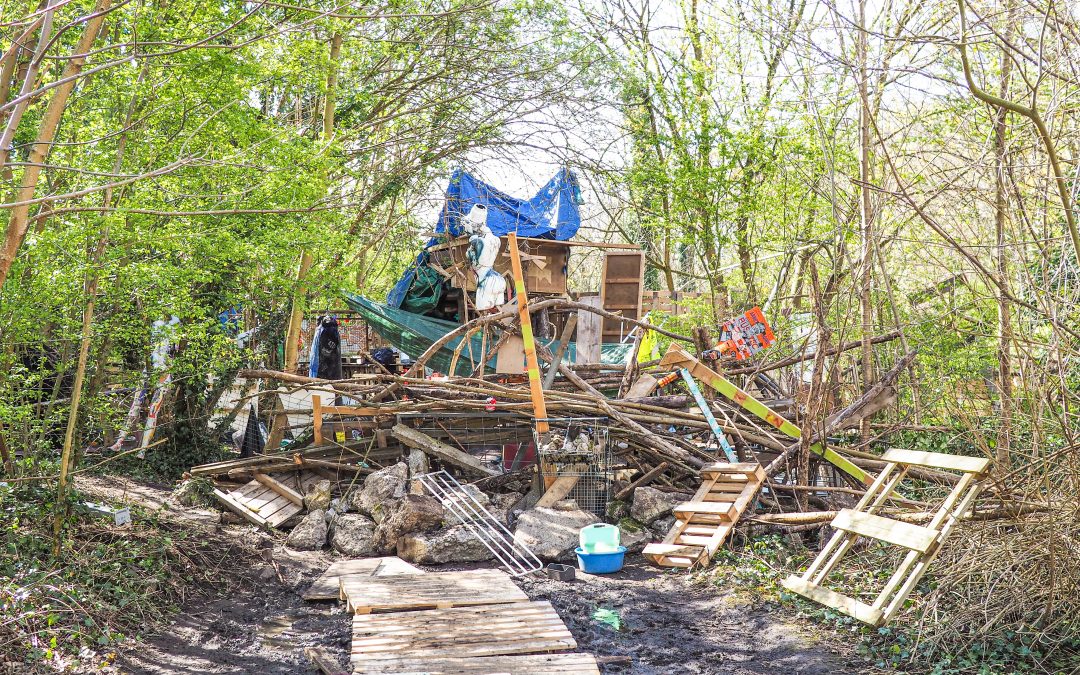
xmin=643 ymin=462 xmax=765 ymax=568
xmin=782 ymin=448 xmax=990 ymax=626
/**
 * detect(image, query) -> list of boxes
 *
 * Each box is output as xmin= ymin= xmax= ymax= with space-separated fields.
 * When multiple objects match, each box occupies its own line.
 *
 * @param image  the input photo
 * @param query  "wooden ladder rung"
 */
xmin=880 ymin=448 xmax=990 ymax=475
xmin=675 ymin=534 xmax=719 ymax=546
xmin=674 ymin=501 xmax=737 ymax=521
xmin=701 ymin=463 xmax=765 ymax=479
xmin=831 ymin=509 xmax=939 ymax=553
xmin=782 ymin=575 xmax=884 ymax=626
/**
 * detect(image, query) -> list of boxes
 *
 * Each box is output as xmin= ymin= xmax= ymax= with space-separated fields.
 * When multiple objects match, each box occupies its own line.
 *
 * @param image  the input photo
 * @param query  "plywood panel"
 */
xmin=600 ymin=252 xmax=644 ymax=343
xmin=575 ymin=296 xmax=603 ymax=364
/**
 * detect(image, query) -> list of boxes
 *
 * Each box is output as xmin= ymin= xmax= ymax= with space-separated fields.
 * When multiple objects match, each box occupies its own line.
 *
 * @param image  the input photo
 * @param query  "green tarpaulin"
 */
xmin=345 ymin=294 xmax=632 ymax=377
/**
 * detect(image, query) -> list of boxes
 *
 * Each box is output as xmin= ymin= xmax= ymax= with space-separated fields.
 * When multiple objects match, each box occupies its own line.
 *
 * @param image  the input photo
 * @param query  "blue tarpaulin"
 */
xmin=387 ymin=168 xmax=582 ymax=308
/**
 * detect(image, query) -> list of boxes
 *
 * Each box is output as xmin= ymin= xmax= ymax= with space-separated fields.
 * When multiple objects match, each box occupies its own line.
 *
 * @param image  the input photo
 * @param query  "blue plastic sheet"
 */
xmin=387 ymin=168 xmax=582 ymax=308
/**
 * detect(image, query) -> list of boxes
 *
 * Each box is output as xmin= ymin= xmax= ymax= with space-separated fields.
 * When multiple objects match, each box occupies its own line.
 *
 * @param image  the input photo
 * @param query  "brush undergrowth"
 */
xmin=705 ymin=534 xmax=1079 ymax=674
xmin=0 ymin=479 xmax=253 ymax=671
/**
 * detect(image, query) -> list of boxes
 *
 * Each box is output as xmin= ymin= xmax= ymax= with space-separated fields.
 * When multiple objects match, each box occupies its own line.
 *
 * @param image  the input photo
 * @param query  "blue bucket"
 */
xmin=575 ymin=546 xmax=627 ymax=574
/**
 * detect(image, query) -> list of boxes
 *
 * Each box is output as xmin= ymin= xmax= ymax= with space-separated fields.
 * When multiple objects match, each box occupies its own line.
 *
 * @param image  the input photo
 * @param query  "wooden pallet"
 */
xmin=212 ymin=470 xmax=322 ymax=529
xmin=350 ymin=601 xmax=576 ymax=667
xmin=644 ymin=462 xmax=765 ymax=568
xmin=303 ymin=556 xmax=423 ymax=601
xmin=340 ymin=568 xmax=528 ymax=614
xmin=353 ymin=653 xmax=601 ymax=674
xmin=782 ymin=448 xmax=991 ymax=626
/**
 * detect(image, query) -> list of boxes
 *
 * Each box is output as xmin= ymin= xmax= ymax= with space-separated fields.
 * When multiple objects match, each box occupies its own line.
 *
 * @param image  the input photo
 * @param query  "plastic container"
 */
xmin=575 ymin=546 xmax=627 ymax=574
xmin=579 ymin=523 xmax=620 ymax=553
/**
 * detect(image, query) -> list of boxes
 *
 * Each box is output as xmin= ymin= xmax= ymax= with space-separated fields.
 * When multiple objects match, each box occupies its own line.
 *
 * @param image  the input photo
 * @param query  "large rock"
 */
xmin=286 ymin=509 xmax=327 ymax=550
xmin=329 ymin=513 xmax=377 ymax=557
xmin=373 ymin=494 xmax=446 ymax=553
xmin=649 ymin=515 xmax=676 ymax=538
xmin=441 ymin=483 xmax=490 ymax=522
xmin=513 ymin=506 xmax=600 ymax=561
xmin=487 ymin=492 xmax=524 ymax=527
xmin=304 ymin=479 xmax=332 ymax=511
xmin=350 ymin=462 xmax=408 ymax=523
xmin=631 ymin=487 xmax=686 ymax=524
xmin=618 ymin=518 xmax=650 ymax=553
xmin=398 ymin=525 xmax=495 ymax=564
xmin=407 ymin=448 xmax=430 ymax=495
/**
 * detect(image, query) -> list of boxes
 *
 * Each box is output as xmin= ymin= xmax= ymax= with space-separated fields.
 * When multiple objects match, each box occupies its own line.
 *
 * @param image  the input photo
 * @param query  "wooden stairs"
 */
xmin=643 ymin=462 xmax=765 ymax=568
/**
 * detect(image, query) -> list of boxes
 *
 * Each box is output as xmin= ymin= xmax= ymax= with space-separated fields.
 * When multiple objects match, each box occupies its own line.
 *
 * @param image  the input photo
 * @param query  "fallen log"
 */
xmin=391 ymin=424 xmax=499 ymax=477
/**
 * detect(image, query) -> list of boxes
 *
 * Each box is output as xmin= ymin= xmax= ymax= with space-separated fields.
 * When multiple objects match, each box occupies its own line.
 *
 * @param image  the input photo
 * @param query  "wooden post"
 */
xmin=312 ymin=395 xmax=323 ymax=446
xmin=507 ymin=232 xmax=548 ymax=435
xmin=542 ymin=314 xmax=577 ymax=390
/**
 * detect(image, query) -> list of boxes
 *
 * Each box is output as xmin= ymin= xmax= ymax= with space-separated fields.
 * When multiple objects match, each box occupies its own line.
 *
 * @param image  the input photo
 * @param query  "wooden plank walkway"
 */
xmin=340 ymin=568 xmax=528 ymax=614
xmin=350 ymin=601 xmax=577 ymax=667
xmin=353 ymin=653 xmax=601 ymax=674
xmin=303 ymin=556 xmax=423 ymax=601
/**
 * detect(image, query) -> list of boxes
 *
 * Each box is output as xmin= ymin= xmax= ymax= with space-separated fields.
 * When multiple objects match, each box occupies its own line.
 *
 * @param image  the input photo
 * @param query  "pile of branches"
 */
xmin=234 ymin=297 xmax=941 ymax=513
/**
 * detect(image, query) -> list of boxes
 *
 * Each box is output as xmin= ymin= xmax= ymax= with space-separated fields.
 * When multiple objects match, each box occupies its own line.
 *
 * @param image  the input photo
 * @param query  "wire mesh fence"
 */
xmin=398 ymin=412 xmax=537 ymax=475
xmin=535 ymin=417 xmax=612 ymax=516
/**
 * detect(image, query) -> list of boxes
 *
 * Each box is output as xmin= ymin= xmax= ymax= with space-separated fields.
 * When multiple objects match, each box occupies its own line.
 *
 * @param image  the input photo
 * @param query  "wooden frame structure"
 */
xmin=782 ymin=448 xmax=990 ymax=626
xmin=312 ymin=394 xmax=386 ymax=445
xmin=643 ymin=462 xmax=765 ymax=568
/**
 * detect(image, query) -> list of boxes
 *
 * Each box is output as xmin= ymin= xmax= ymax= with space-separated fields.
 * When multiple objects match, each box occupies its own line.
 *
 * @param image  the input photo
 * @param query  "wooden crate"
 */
xmin=212 ymin=470 xmax=322 ymax=529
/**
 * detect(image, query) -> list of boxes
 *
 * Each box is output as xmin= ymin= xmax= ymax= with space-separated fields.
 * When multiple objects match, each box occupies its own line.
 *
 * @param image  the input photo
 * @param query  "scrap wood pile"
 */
xmin=189 ymin=298 xmax=1025 ymax=627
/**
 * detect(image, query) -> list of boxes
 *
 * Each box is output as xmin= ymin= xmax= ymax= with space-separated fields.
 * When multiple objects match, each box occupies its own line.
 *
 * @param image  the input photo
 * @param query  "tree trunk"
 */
xmin=993 ymin=3 xmax=1015 ymax=470
xmin=0 ymin=0 xmax=113 ymax=291
xmin=856 ymin=0 xmax=875 ymax=442
xmin=323 ymin=32 xmax=342 ymax=139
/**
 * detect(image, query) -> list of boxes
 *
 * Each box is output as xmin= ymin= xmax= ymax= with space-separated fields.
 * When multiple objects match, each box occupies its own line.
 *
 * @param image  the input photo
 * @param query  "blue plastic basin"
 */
xmin=575 ymin=546 xmax=627 ymax=574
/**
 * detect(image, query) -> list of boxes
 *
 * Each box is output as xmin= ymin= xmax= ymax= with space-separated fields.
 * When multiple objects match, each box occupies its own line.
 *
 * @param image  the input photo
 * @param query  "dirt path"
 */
xmin=78 ymin=477 xmax=857 ymax=674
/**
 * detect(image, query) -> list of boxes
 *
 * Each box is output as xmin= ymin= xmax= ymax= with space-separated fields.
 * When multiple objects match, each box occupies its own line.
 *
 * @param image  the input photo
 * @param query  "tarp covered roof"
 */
xmin=387 ymin=168 xmax=582 ymax=308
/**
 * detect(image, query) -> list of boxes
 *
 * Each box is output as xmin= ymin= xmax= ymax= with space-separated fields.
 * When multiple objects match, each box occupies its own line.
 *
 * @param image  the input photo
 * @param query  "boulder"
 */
xmin=441 ymin=483 xmax=491 ymax=521
xmin=605 ymin=499 xmax=630 ymax=522
xmin=329 ymin=513 xmax=377 ymax=557
xmin=513 ymin=506 xmax=601 ymax=561
xmin=349 ymin=462 xmax=408 ymax=523
xmin=373 ymin=494 xmax=446 ymax=553
xmin=407 ymin=448 xmax=430 ymax=495
xmin=304 ymin=479 xmax=332 ymax=511
xmin=398 ymin=525 xmax=495 ymax=564
xmin=649 ymin=515 xmax=676 ymax=538
xmin=487 ymin=492 xmax=524 ymax=527
xmin=617 ymin=518 xmax=650 ymax=553
xmin=173 ymin=479 xmax=210 ymax=507
xmin=286 ymin=509 xmax=327 ymax=550
xmin=631 ymin=487 xmax=686 ymax=524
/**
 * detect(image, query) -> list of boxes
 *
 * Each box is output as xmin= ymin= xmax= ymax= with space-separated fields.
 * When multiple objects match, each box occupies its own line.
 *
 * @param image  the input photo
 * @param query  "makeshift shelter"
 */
xmin=346 ymin=295 xmax=631 ymax=376
xmin=387 ymin=168 xmax=582 ymax=311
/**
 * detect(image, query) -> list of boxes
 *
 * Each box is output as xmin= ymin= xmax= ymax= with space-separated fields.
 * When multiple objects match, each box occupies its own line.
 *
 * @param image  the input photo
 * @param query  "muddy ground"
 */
xmin=76 ymin=477 xmax=860 ymax=675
